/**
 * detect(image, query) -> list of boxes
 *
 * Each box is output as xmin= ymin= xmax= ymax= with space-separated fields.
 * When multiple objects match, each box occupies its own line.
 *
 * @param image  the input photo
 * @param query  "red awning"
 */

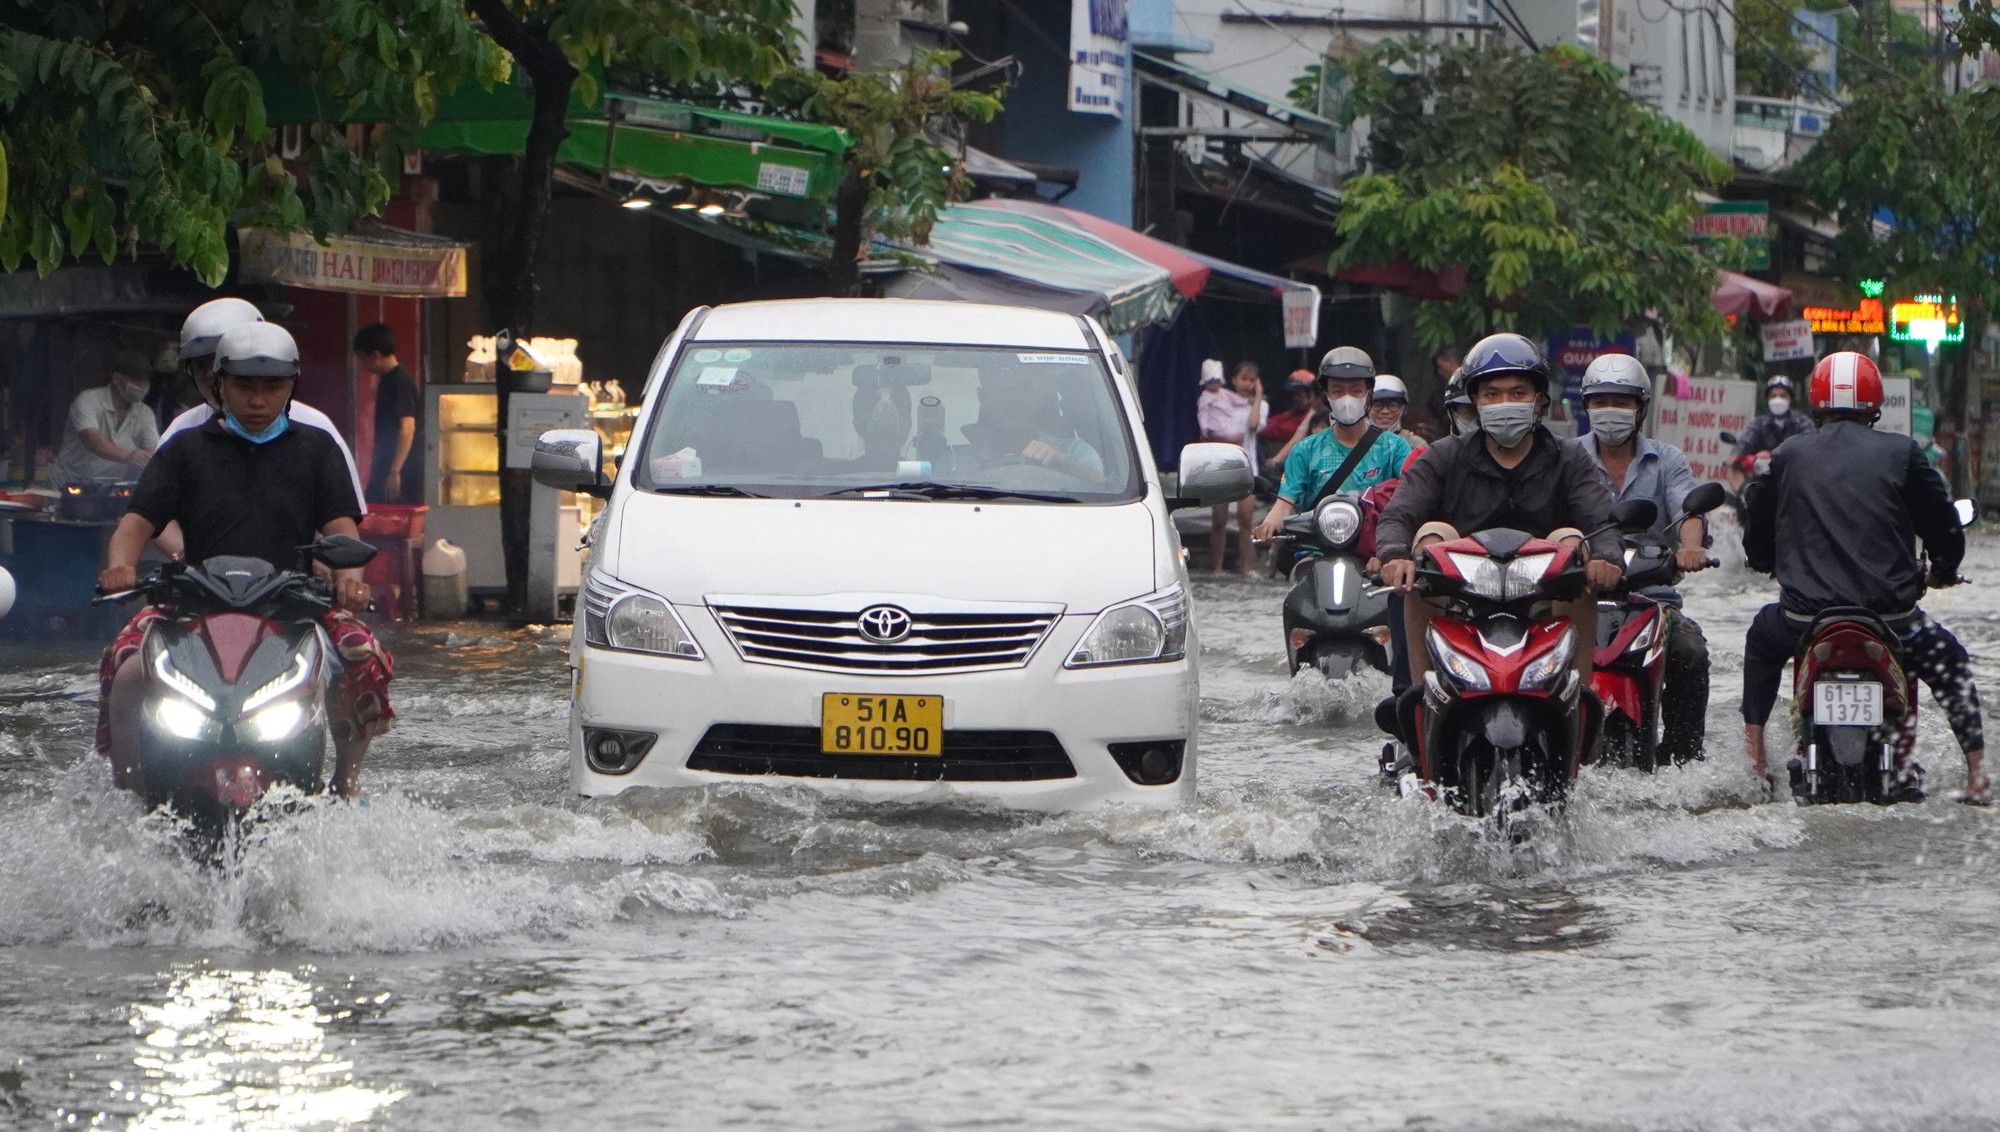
xmin=1321 ymin=258 xmax=1467 ymax=301
xmin=959 ymin=198 xmax=1211 ymax=298
xmin=1711 ymin=270 xmax=1793 ymax=320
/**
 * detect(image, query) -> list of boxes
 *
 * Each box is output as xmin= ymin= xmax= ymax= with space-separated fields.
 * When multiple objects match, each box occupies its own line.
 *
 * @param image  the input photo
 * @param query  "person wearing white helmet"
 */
xmin=1569 ymin=352 xmax=1713 ymax=762
xmin=160 ymin=297 xmax=367 ymax=516
xmin=1252 ymin=346 xmax=1413 ymax=545
xmin=1367 ymin=374 xmax=1428 ymax=450
xmin=96 ymin=322 xmax=394 ymax=798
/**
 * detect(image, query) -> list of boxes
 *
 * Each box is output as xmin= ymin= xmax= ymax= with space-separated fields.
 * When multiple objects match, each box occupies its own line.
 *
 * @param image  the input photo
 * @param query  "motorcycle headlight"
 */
xmin=243 ymin=698 xmax=309 ymax=743
xmin=1314 ymin=499 xmax=1363 ymax=549
xmin=1445 ymin=552 xmax=1506 ymax=600
xmin=242 ymin=649 xmax=315 ymax=716
xmin=152 ymin=695 xmax=212 ymax=740
xmin=1425 ymin=625 xmax=1492 ymax=691
xmin=1067 ymin=584 xmax=1189 ymax=668
xmin=584 ymin=571 xmax=703 ymax=659
xmin=1625 ymin=617 xmax=1658 ymax=655
xmin=1519 ymin=630 xmax=1576 ymax=691
xmin=1502 ymin=552 xmax=1557 ymax=600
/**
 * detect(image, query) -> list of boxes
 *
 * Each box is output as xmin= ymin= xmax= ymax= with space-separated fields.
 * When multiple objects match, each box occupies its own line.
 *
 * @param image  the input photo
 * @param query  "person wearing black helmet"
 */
xmin=1376 ymin=332 xmax=1623 ymax=684
xmin=1730 ymin=374 xmax=1814 ymax=469
xmin=1251 ymin=346 xmax=1414 ymax=545
xmin=96 ymin=323 xmax=395 ymax=798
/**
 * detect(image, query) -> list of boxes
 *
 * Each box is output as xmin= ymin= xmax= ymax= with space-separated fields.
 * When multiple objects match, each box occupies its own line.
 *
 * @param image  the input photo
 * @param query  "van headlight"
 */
xmin=583 ymin=571 xmax=703 ymax=659
xmin=1314 ymin=498 xmax=1363 ymax=549
xmin=1066 ymin=584 xmax=1189 ymax=668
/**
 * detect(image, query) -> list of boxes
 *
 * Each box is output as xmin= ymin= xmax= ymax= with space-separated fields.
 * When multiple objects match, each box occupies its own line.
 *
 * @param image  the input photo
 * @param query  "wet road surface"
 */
xmin=4 ymin=521 xmax=2000 ymax=1129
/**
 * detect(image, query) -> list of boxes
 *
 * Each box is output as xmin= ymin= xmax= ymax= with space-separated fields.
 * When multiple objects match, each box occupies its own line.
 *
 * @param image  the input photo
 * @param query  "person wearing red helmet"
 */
xmin=1741 ymin=351 xmax=1985 ymax=803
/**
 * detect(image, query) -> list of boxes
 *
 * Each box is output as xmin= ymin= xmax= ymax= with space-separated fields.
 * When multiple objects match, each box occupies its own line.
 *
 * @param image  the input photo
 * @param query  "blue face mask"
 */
xmin=222 ymin=409 xmax=290 ymax=444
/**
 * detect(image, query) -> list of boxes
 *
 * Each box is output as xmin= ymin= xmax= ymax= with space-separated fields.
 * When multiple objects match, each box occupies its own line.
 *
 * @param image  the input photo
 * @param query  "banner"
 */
xmin=1281 ymin=285 xmax=1320 ymax=349
xmin=1069 ymin=0 xmax=1127 ymax=117
xmin=240 ymin=226 xmax=469 ymax=297
xmin=1652 ymin=376 xmax=1756 ymax=483
xmin=1760 ymin=318 xmax=1814 ymax=362
xmin=1878 ymin=376 xmax=1912 ymax=437
xmin=1545 ymin=327 xmax=1634 ymax=415
xmin=1691 ymin=201 xmax=1771 ymax=271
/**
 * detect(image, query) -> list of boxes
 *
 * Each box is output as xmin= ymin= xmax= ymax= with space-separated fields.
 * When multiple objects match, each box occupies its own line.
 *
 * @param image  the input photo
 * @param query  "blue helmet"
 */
xmin=1460 ymin=332 xmax=1551 ymax=398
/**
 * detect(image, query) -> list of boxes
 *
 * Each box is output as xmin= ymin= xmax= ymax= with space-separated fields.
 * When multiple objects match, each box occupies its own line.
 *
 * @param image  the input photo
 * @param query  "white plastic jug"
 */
xmin=421 ymin=538 xmax=469 ymax=619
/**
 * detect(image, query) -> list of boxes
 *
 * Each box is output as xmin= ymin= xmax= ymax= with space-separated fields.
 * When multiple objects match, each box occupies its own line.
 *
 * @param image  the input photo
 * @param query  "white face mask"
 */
xmin=1478 ymin=402 xmax=1537 ymax=448
xmin=1450 ymin=410 xmax=1476 ymax=437
xmin=1768 ymin=396 xmax=1790 ymax=417
xmin=1588 ymin=407 xmax=1638 ymax=447
xmin=1329 ymin=395 xmax=1369 ymax=427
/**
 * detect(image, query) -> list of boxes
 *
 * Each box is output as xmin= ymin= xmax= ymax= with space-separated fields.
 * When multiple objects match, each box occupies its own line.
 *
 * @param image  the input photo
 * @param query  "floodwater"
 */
xmin=5 ymin=520 xmax=2000 ymax=1130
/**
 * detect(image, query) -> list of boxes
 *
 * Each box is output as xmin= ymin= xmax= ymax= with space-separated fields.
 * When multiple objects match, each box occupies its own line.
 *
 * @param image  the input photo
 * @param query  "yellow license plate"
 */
xmin=820 ymin=693 xmax=943 ymax=756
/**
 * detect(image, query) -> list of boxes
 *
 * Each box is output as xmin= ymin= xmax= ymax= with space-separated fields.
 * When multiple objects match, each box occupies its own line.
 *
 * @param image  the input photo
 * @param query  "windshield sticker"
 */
xmin=1017 ymin=353 xmax=1091 ymax=365
xmin=723 ymin=348 xmax=753 ymax=363
xmin=692 ymin=349 xmax=722 ymax=363
xmin=696 ymin=366 xmax=740 ymax=387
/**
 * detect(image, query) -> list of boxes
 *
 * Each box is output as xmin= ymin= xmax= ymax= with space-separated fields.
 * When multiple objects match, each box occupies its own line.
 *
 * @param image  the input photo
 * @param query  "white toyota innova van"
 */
xmin=532 ymin=298 xmax=1252 ymax=810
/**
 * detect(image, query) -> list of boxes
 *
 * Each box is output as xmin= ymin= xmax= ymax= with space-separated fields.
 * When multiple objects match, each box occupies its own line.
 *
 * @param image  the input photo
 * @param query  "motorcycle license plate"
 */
xmin=821 ymin=694 xmax=942 ymax=755
xmin=1815 ymin=681 xmax=1882 ymax=726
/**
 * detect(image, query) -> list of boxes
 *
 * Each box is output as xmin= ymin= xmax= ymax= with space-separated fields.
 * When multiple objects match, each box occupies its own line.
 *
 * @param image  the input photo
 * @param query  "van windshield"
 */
xmin=634 ymin=343 xmax=1141 ymax=502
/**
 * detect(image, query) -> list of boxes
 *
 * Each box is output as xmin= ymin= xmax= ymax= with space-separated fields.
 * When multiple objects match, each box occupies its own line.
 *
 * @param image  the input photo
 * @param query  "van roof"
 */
xmin=692 ymin=299 xmax=1094 ymax=350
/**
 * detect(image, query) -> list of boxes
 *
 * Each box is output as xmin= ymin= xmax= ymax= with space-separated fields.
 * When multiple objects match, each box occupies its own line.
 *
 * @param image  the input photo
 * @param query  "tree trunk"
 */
xmin=827 ymin=166 xmax=869 ymax=297
xmin=467 ymin=0 xmax=577 ymax=615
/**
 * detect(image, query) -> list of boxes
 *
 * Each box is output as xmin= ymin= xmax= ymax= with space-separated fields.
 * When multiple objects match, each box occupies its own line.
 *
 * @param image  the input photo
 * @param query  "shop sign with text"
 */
xmin=1691 ymin=201 xmax=1770 ymax=270
xmin=240 ymin=227 xmax=469 ymax=297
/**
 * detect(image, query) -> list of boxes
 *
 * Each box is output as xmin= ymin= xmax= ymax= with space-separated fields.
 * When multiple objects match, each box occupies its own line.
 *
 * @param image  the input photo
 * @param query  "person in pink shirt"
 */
xmin=1197 ymin=360 xmax=1265 ymax=575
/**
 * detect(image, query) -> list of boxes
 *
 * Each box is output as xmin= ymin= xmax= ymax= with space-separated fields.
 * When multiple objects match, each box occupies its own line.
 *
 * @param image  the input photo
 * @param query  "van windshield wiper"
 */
xmin=819 ymin=481 xmax=1081 ymax=503
xmin=650 ymin=484 xmax=768 ymax=498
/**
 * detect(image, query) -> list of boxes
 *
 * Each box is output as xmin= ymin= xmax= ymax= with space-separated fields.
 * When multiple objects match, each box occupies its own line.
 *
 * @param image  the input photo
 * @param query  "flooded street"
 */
xmin=6 ymin=525 xmax=2000 ymax=1130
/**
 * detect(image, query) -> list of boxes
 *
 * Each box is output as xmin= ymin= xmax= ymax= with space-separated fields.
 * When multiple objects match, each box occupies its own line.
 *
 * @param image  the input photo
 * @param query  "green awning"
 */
xmin=904 ymin=205 xmax=1183 ymax=334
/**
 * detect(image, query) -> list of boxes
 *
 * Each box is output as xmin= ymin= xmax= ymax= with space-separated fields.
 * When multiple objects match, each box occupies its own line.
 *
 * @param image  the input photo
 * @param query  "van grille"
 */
xmin=687 ymin=725 xmax=1075 ymax=781
xmin=710 ymin=603 xmax=1059 ymax=674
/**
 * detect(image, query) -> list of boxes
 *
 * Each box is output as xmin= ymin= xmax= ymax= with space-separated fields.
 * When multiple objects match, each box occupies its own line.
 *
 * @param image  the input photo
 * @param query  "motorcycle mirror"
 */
xmin=1681 ymin=482 xmax=1728 ymax=518
xmin=1613 ymin=499 xmax=1658 ymax=532
xmin=304 ymin=534 xmax=379 ymax=570
xmin=1718 ymin=430 xmax=1738 ymax=446
xmin=1954 ymin=498 xmax=1978 ymax=528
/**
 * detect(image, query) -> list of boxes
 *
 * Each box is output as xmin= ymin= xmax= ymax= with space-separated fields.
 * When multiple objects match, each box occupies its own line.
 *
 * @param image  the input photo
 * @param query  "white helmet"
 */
xmin=179 ymin=297 xmax=265 ymax=361
xmin=214 ymin=322 xmax=300 ymax=379
xmin=1372 ymin=374 xmax=1409 ymax=403
xmin=1580 ymin=353 xmax=1651 ymax=407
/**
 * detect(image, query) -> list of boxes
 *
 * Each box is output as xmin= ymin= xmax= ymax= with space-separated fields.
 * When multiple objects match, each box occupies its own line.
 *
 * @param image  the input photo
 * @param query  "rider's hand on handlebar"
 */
xmin=1380 ymin=558 xmax=1416 ymax=593
xmin=336 ymin=576 xmax=373 ymax=613
xmin=98 ymin=564 xmax=138 ymax=594
xmin=1675 ymin=547 xmax=1711 ymax=573
xmin=1585 ymin=559 xmax=1623 ymax=593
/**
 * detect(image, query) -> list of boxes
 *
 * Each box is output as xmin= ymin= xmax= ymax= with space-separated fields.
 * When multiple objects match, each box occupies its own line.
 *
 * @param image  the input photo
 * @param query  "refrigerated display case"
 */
xmin=425 ymin=385 xmax=588 ymax=597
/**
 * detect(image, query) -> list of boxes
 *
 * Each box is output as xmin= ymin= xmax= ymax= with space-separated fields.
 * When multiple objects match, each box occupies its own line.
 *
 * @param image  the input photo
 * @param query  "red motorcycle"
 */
xmin=95 ymin=536 xmax=377 ymax=837
xmin=1589 ymin=483 xmax=1726 ymax=771
xmin=1383 ymin=529 xmax=1601 ymax=820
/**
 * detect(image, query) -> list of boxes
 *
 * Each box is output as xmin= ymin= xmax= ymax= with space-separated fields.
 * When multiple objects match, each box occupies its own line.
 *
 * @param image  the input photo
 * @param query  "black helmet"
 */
xmin=1444 ymin=369 xmax=1470 ymax=409
xmin=1460 ymin=332 xmax=1551 ymax=398
xmin=1316 ymin=346 xmax=1375 ymax=386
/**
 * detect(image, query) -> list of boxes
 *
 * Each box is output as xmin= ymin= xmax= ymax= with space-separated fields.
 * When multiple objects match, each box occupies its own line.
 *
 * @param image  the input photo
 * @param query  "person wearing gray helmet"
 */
xmin=1569 ymin=352 xmax=1713 ymax=761
xmin=1251 ymin=346 xmax=1412 ymax=545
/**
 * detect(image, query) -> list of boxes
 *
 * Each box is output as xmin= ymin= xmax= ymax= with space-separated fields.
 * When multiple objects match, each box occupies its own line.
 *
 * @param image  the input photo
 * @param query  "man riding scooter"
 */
xmin=1252 ymin=347 xmax=1413 ymax=548
xmin=96 ymin=322 xmax=394 ymax=799
xmin=1376 ymin=332 xmax=1623 ymax=681
xmin=1567 ymin=353 xmax=1713 ymax=762
xmin=1730 ymin=375 xmax=1813 ymax=474
xmin=1741 ymin=351 xmax=1986 ymax=803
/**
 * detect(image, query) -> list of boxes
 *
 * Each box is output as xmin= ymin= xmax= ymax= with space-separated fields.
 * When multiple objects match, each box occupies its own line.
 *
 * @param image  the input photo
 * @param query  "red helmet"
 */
xmin=1808 ymin=352 xmax=1883 ymax=414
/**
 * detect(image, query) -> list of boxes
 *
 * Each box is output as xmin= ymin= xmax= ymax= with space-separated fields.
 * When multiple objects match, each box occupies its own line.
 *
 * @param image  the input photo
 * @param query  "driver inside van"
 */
xmin=962 ymin=370 xmax=1105 ymax=484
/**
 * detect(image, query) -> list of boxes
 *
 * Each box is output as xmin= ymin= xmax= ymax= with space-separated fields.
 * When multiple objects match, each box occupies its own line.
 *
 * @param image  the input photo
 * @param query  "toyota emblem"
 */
xmin=857 ymin=605 xmax=913 ymax=643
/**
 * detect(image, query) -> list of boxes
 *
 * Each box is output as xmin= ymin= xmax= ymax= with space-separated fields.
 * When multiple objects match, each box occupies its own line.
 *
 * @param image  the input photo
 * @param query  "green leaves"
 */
xmin=1329 ymin=38 xmax=1727 ymax=349
xmin=2 ymin=1 xmax=499 ymax=284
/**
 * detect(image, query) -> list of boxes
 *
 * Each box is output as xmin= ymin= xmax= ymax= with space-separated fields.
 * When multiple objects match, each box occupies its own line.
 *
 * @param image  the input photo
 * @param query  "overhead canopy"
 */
xmin=1132 ymin=51 xmax=1336 ymax=142
xmin=963 ymin=199 xmax=1210 ymax=297
xmin=1712 ymin=271 xmax=1793 ymax=319
xmin=911 ymin=205 xmax=1183 ymax=334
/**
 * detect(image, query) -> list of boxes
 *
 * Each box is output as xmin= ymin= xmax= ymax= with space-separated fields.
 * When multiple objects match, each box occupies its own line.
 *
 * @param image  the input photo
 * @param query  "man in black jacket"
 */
xmin=1378 ymin=333 xmax=1622 ymax=684
xmin=1742 ymin=352 xmax=1984 ymax=802
xmin=1730 ymin=374 xmax=1815 ymax=471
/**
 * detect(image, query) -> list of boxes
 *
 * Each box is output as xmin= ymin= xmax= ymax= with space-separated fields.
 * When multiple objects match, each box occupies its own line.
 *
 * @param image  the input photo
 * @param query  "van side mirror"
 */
xmin=304 ymin=534 xmax=379 ymax=570
xmin=1681 ymin=482 xmax=1728 ymax=518
xmin=1955 ymin=498 xmax=1978 ymax=528
xmin=532 ymin=429 xmax=610 ymax=498
xmin=1169 ymin=443 xmax=1255 ymax=510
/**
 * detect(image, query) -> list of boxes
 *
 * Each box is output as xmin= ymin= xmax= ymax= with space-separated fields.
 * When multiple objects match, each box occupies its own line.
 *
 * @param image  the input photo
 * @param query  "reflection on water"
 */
xmin=125 ymin=965 xmax=402 ymax=1130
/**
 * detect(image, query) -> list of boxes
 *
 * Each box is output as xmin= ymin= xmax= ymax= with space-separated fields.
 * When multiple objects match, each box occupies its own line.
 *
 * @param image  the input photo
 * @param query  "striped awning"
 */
xmin=912 ymin=205 xmax=1182 ymax=334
